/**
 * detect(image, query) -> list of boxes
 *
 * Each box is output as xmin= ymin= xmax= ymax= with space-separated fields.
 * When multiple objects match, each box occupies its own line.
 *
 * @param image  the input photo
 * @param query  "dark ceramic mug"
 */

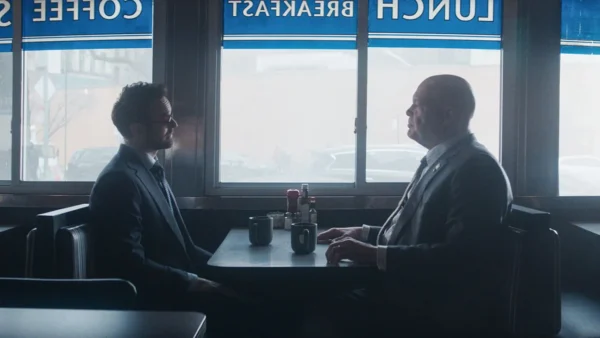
xmin=249 ymin=216 xmax=273 ymax=246
xmin=291 ymin=222 xmax=317 ymax=254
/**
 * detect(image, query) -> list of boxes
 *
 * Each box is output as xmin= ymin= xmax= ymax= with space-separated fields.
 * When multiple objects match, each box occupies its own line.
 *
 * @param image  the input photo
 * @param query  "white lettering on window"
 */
xmin=297 ymin=1 xmax=311 ymax=16
xmin=124 ymin=0 xmax=142 ymax=19
xmin=455 ymin=0 xmax=475 ymax=21
xmin=377 ymin=0 xmax=398 ymax=19
xmin=33 ymin=0 xmax=46 ymax=22
xmin=66 ymin=0 xmax=79 ymax=20
xmin=242 ymin=0 xmax=254 ymax=16
xmin=0 ymin=0 xmax=10 ymax=28
xmin=255 ymin=1 xmax=269 ymax=16
xmin=314 ymin=0 xmax=324 ymax=17
xmin=479 ymin=0 xmax=494 ymax=22
xmin=49 ymin=0 xmax=63 ymax=22
xmin=270 ymin=1 xmax=281 ymax=16
xmin=229 ymin=0 xmax=242 ymax=16
xmin=282 ymin=1 xmax=295 ymax=16
xmin=403 ymin=0 xmax=423 ymax=20
xmin=327 ymin=0 xmax=339 ymax=17
xmin=82 ymin=0 xmax=95 ymax=20
xmin=341 ymin=1 xmax=353 ymax=17
xmin=99 ymin=0 xmax=121 ymax=19
xmin=429 ymin=0 xmax=449 ymax=20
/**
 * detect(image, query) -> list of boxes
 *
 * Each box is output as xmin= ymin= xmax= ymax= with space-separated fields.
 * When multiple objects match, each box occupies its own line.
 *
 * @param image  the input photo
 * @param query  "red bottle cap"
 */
xmin=286 ymin=189 xmax=300 ymax=198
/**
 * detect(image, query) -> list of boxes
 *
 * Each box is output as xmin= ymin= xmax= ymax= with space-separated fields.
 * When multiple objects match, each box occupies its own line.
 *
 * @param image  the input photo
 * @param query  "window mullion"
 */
xmin=11 ymin=0 xmax=23 ymax=185
xmin=355 ymin=0 xmax=369 ymax=191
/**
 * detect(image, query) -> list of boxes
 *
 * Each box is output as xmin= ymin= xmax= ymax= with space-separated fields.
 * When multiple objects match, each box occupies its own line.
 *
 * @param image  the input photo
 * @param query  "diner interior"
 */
xmin=0 ymin=0 xmax=600 ymax=337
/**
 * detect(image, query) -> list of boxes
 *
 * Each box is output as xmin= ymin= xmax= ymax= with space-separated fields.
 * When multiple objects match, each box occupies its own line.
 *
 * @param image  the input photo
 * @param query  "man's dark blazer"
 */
xmin=89 ymin=144 xmax=211 ymax=299
xmin=363 ymin=134 xmax=513 ymax=327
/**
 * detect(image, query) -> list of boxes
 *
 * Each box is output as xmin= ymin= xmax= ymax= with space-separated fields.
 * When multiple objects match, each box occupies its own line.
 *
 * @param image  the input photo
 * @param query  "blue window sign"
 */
xmin=562 ymin=0 xmax=600 ymax=54
xmin=368 ymin=0 xmax=502 ymax=49
xmin=223 ymin=0 xmax=358 ymax=49
xmin=0 ymin=0 xmax=12 ymax=52
xmin=21 ymin=0 xmax=153 ymax=51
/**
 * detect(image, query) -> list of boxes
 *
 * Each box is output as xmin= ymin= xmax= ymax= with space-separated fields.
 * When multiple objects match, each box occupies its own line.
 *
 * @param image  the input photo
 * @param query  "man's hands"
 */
xmin=317 ymin=227 xmax=377 ymax=266
xmin=325 ymin=237 xmax=377 ymax=266
xmin=317 ymin=226 xmax=363 ymax=244
xmin=188 ymin=277 xmax=237 ymax=298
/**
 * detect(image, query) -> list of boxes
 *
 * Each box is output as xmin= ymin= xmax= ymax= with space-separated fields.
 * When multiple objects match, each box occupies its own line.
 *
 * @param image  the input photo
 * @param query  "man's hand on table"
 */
xmin=188 ymin=277 xmax=238 ymax=298
xmin=325 ymin=237 xmax=377 ymax=266
xmin=317 ymin=226 xmax=362 ymax=244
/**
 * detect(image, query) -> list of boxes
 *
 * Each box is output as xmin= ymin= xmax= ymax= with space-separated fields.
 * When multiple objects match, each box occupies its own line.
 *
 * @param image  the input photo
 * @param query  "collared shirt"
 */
xmin=362 ymin=132 xmax=472 ymax=271
xmin=123 ymin=143 xmax=157 ymax=170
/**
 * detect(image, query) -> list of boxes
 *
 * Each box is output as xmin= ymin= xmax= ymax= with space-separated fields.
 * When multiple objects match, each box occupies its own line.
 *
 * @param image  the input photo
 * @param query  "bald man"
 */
xmin=311 ymin=75 xmax=513 ymax=337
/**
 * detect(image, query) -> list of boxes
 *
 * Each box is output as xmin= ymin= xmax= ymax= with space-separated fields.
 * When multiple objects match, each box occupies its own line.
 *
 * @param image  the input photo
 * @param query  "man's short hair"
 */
xmin=112 ymin=82 xmax=167 ymax=138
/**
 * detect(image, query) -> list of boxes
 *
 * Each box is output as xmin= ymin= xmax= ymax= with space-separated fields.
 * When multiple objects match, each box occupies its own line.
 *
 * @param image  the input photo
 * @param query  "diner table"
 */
xmin=208 ymin=228 xmax=363 ymax=269
xmin=0 ymin=308 xmax=206 ymax=338
xmin=208 ymin=229 xmax=378 ymax=294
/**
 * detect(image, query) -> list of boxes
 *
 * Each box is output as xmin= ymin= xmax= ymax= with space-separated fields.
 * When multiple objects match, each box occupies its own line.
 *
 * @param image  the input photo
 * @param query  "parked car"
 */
xmin=310 ymin=144 xmax=427 ymax=183
xmin=65 ymin=147 xmax=118 ymax=181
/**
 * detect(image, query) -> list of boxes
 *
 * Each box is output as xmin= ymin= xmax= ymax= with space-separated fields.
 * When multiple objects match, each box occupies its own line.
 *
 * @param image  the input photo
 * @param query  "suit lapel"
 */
xmin=389 ymin=135 xmax=475 ymax=244
xmin=389 ymin=158 xmax=448 ymax=243
xmin=124 ymin=157 xmax=187 ymax=250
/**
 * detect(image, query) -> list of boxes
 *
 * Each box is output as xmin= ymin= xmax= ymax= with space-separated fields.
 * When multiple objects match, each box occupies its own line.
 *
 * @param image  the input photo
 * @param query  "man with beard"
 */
xmin=89 ymin=82 xmax=273 ymax=337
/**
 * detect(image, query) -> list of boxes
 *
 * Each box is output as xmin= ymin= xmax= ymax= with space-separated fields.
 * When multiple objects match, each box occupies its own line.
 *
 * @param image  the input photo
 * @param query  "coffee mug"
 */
xmin=249 ymin=216 xmax=273 ymax=246
xmin=291 ymin=222 xmax=317 ymax=254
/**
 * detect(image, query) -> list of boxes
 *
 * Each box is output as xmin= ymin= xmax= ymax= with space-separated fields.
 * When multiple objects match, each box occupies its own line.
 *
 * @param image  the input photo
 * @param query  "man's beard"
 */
xmin=152 ymin=137 xmax=174 ymax=150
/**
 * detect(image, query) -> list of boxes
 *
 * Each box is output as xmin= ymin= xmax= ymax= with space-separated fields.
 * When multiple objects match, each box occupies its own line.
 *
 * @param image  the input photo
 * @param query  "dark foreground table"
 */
xmin=0 ymin=308 xmax=206 ymax=338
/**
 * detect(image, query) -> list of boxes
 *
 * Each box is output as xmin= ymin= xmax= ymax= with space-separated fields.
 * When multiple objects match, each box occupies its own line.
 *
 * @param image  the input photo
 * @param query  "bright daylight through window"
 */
xmin=559 ymin=1 xmax=600 ymax=196
xmin=16 ymin=0 xmax=153 ymax=182
xmin=219 ymin=0 xmax=501 ymax=184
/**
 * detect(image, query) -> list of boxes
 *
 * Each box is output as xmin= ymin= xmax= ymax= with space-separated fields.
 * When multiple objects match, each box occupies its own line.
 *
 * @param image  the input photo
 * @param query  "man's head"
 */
xmin=112 ymin=82 xmax=177 ymax=152
xmin=406 ymin=74 xmax=475 ymax=149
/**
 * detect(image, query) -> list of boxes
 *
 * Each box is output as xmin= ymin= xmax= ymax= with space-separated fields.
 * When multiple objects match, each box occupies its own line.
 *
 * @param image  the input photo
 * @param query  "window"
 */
xmin=559 ymin=1 xmax=600 ymax=196
xmin=215 ymin=0 xmax=502 ymax=190
xmin=21 ymin=0 xmax=153 ymax=182
xmin=0 ymin=0 xmax=11 ymax=181
xmin=367 ymin=1 xmax=502 ymax=182
xmin=219 ymin=1 xmax=357 ymax=183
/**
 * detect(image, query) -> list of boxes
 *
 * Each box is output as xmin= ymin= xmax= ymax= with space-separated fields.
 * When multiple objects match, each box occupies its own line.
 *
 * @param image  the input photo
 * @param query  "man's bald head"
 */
xmin=418 ymin=74 xmax=476 ymax=124
xmin=406 ymin=75 xmax=475 ymax=149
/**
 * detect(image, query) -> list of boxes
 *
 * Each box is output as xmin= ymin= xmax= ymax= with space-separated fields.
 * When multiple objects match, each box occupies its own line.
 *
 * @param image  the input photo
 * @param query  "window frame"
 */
xmin=0 ymin=0 xmax=167 ymax=195
xmin=204 ymin=0 xmax=518 ymax=197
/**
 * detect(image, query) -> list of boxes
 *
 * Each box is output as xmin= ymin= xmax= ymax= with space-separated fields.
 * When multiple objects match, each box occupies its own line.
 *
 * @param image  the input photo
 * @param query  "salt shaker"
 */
xmin=284 ymin=212 xmax=293 ymax=230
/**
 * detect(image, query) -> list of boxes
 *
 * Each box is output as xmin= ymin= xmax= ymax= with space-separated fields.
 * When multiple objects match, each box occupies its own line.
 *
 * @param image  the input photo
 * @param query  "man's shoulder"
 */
xmin=92 ymin=154 xmax=137 ymax=191
xmin=453 ymin=142 xmax=511 ymax=191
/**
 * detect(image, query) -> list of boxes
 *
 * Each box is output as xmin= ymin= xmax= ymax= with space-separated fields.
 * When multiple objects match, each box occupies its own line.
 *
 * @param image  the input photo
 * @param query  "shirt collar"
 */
xmin=424 ymin=131 xmax=471 ymax=166
xmin=123 ymin=144 xmax=157 ymax=170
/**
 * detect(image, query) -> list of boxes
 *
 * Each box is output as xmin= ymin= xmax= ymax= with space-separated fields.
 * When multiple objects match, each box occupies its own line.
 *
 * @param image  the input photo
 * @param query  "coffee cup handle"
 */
xmin=251 ymin=223 xmax=258 ymax=244
xmin=302 ymin=229 xmax=310 ymax=251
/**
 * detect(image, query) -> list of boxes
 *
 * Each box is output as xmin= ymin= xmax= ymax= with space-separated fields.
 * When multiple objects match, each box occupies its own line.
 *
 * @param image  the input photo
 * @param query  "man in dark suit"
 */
xmin=313 ymin=75 xmax=513 ymax=337
xmin=89 ymin=82 xmax=270 ymax=337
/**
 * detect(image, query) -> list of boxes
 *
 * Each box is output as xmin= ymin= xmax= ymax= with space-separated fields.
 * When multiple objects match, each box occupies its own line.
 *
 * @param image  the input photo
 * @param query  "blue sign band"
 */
xmin=367 ymin=0 xmax=501 ymax=49
xmin=223 ymin=0 xmax=358 ymax=49
xmin=0 ymin=0 xmax=153 ymax=50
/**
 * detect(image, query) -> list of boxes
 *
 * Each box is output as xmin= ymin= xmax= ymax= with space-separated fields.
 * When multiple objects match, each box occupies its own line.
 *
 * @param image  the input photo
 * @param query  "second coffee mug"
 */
xmin=291 ymin=222 xmax=317 ymax=254
xmin=249 ymin=216 xmax=273 ymax=246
